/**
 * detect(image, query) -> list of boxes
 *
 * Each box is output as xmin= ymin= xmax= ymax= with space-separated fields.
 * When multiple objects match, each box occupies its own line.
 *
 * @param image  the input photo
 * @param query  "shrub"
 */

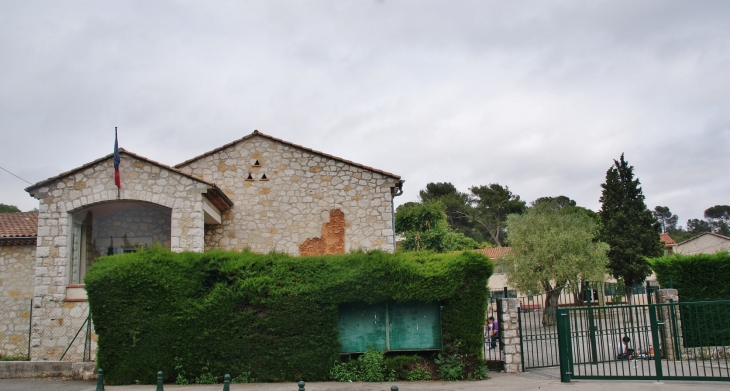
xmin=651 ymin=252 xmax=730 ymax=301
xmin=405 ymin=366 xmax=432 ymax=381
xmin=383 ymin=355 xmax=421 ymax=380
xmin=85 ymin=248 xmax=491 ymax=384
xmin=651 ymin=252 xmax=730 ymax=347
xmin=435 ymin=352 xmax=464 ymax=381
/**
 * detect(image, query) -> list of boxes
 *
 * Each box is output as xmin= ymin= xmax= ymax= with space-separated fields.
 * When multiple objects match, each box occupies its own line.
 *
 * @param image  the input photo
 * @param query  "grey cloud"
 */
xmin=1 ymin=1 xmax=729 ymax=226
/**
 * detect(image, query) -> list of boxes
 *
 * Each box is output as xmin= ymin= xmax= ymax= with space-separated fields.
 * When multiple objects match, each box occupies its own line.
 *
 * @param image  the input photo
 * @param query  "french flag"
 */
xmin=113 ymin=127 xmax=121 ymax=188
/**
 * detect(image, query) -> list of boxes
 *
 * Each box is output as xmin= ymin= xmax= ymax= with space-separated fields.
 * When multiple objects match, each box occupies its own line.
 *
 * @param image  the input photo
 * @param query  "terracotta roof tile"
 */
xmin=174 ymin=130 xmax=401 ymax=180
xmin=471 ymin=247 xmax=511 ymax=259
xmin=659 ymin=233 xmax=676 ymax=245
xmin=0 ymin=212 xmax=38 ymax=238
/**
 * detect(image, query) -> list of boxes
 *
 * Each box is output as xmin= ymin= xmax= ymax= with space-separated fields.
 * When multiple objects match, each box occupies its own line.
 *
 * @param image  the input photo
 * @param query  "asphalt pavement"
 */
xmin=1 ymin=368 xmax=729 ymax=391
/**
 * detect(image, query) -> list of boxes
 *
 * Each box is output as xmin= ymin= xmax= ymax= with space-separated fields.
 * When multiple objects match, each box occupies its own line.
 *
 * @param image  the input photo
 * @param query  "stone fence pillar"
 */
xmin=498 ymin=298 xmax=522 ymax=373
xmin=656 ymin=288 xmax=682 ymax=360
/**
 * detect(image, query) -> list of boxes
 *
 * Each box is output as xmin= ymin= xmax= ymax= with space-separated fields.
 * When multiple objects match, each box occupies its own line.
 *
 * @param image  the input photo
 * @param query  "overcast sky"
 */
xmin=1 ymin=1 xmax=728 ymax=227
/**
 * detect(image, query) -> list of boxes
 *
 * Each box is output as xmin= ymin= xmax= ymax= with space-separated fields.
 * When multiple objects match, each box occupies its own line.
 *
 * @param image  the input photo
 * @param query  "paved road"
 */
xmin=1 ymin=368 xmax=729 ymax=391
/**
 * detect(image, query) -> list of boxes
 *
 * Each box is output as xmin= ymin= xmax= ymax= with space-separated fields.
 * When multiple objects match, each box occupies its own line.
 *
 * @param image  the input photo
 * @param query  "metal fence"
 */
xmin=518 ymin=281 xmax=660 ymax=370
xmin=0 ymin=298 xmax=94 ymax=361
xmin=0 ymin=297 xmax=32 ymax=360
xmin=484 ymin=288 xmax=518 ymax=366
xmin=556 ymin=300 xmax=730 ymax=382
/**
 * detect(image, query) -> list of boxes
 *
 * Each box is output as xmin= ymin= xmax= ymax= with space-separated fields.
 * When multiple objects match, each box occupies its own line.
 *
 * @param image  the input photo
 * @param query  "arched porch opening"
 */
xmin=69 ymin=201 xmax=171 ymax=284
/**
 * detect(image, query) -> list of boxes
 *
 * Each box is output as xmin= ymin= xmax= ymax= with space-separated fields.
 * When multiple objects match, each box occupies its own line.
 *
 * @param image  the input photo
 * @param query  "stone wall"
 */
xmin=498 ymin=298 xmax=522 ymax=373
xmin=0 ymin=244 xmax=35 ymax=358
xmin=178 ymin=135 xmax=399 ymax=254
xmin=27 ymin=153 xmax=214 ymax=360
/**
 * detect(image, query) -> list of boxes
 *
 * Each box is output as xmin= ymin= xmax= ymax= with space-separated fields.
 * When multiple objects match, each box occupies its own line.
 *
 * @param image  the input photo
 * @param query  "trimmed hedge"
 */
xmin=85 ymin=248 xmax=491 ymax=384
xmin=651 ymin=252 xmax=730 ymax=347
xmin=651 ymin=252 xmax=730 ymax=301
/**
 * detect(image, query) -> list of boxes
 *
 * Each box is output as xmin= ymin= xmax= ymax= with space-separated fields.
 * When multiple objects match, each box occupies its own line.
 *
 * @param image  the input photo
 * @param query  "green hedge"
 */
xmin=85 ymin=248 xmax=492 ymax=384
xmin=651 ymin=252 xmax=730 ymax=347
xmin=651 ymin=252 xmax=730 ymax=301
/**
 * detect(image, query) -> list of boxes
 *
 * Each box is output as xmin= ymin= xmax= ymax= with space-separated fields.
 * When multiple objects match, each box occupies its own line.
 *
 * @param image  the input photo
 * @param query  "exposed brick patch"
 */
xmin=299 ymin=209 xmax=346 ymax=256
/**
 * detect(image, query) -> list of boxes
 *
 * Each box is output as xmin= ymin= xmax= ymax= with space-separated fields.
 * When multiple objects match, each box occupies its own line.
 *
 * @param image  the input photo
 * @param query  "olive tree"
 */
xmin=504 ymin=201 xmax=609 ymax=326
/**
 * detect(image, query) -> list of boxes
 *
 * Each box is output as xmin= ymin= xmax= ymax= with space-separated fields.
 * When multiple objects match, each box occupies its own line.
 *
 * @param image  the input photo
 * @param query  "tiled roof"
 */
xmin=174 ymin=130 xmax=402 ymax=180
xmin=24 ymin=149 xmax=233 ymax=209
xmin=659 ymin=233 xmax=676 ymax=245
xmin=471 ymin=247 xmax=511 ymax=259
xmin=0 ymin=212 xmax=38 ymax=245
xmin=677 ymin=232 xmax=730 ymax=246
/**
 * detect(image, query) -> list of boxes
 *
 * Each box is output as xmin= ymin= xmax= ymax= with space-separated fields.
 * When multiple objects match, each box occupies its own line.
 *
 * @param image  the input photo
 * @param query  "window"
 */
xmin=69 ymin=201 xmax=171 ymax=285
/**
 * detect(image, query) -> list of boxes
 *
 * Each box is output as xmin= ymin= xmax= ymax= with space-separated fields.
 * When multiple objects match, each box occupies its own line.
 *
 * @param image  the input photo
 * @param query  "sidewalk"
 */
xmin=1 ymin=368 xmax=729 ymax=391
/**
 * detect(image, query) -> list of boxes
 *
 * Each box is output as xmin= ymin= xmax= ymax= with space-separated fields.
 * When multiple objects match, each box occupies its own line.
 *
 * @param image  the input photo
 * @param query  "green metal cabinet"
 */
xmin=337 ymin=301 xmax=442 ymax=353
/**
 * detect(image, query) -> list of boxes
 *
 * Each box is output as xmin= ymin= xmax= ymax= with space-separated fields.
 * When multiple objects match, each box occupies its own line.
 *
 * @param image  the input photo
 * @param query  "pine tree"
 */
xmin=599 ymin=154 xmax=662 ymax=289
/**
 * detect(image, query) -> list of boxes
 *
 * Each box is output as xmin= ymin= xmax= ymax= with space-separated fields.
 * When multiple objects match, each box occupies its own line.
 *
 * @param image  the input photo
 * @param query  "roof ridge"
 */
xmin=25 ymin=149 xmax=219 ymax=192
xmin=677 ymin=231 xmax=730 ymax=246
xmin=174 ymin=130 xmax=401 ymax=179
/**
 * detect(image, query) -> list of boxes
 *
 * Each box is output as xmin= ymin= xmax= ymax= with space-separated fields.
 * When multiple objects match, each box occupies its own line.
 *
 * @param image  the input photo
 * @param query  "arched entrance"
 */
xmin=69 ymin=201 xmax=171 ymax=284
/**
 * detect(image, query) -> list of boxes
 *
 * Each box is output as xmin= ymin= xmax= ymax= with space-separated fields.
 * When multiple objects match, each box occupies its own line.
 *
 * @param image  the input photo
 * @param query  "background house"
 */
xmin=660 ymin=233 xmax=677 ymax=255
xmin=676 ymin=232 xmax=730 ymax=255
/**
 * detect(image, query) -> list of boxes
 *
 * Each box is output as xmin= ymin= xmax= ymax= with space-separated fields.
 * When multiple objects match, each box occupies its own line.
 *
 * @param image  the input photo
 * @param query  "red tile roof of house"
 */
xmin=472 ymin=247 xmax=511 ymax=259
xmin=174 ymin=130 xmax=402 ymax=180
xmin=659 ymin=233 xmax=676 ymax=245
xmin=0 ymin=212 xmax=38 ymax=245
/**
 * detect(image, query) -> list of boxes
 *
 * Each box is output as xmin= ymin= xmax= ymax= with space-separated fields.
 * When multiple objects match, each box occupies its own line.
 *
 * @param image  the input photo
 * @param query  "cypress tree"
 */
xmin=598 ymin=154 xmax=662 ymax=289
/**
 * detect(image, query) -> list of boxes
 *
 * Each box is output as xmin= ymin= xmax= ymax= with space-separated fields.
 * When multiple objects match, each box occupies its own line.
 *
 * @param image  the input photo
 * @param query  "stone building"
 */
xmin=676 ymin=232 xmax=730 ymax=255
xmin=0 ymin=130 xmax=403 ymax=361
xmin=0 ymin=212 xmax=38 ymax=359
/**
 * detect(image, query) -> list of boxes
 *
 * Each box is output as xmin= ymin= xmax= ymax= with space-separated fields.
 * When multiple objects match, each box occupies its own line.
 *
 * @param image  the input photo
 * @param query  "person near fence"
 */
xmin=617 ymin=335 xmax=635 ymax=360
xmin=486 ymin=316 xmax=499 ymax=349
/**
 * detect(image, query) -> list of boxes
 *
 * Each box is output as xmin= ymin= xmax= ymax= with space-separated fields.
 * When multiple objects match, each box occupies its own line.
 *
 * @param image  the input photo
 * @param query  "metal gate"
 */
xmin=556 ymin=300 xmax=730 ymax=382
xmin=518 ymin=281 xmax=659 ymax=370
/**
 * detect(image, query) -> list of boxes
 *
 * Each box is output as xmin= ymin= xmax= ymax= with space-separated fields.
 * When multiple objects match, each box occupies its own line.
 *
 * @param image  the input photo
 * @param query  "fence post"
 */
xmin=648 ymin=304 xmax=664 ymax=379
xmin=556 ymin=308 xmax=572 ymax=383
xmin=27 ymin=298 xmax=33 ymax=360
xmin=585 ymin=282 xmax=598 ymax=365
xmin=156 ymin=371 xmax=164 ymax=391
xmin=498 ymin=297 xmax=522 ymax=373
xmin=297 ymin=380 xmax=305 ymax=391
xmin=222 ymin=374 xmax=230 ymax=391
xmin=657 ymin=289 xmax=682 ymax=360
xmin=95 ymin=368 xmax=104 ymax=391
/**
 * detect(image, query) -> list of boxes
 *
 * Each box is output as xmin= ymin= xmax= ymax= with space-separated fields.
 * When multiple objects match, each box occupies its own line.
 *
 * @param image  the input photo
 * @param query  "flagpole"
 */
xmin=115 ymin=127 xmax=120 ymax=199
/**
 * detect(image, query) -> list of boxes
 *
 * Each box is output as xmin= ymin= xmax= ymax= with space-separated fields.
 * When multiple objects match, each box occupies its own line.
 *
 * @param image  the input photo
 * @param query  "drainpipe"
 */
xmin=391 ymin=179 xmax=405 ymax=252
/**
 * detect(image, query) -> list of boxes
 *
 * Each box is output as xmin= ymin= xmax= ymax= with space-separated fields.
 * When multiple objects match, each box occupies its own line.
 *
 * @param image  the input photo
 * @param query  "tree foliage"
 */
xmin=418 ymin=183 xmax=481 ymax=241
xmin=533 ymin=196 xmax=576 ymax=209
xmin=0 ymin=203 xmax=21 ymax=213
xmin=395 ymin=202 xmax=479 ymax=252
xmin=704 ymin=205 xmax=730 ymax=236
xmin=417 ymin=182 xmax=527 ymax=246
xmin=598 ymin=154 xmax=662 ymax=287
xmin=504 ymin=200 xmax=609 ymax=295
xmin=652 ymin=206 xmax=678 ymax=233
xmin=504 ymin=200 xmax=609 ymax=326
xmin=466 ymin=184 xmax=526 ymax=246
xmin=686 ymin=218 xmax=712 ymax=235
